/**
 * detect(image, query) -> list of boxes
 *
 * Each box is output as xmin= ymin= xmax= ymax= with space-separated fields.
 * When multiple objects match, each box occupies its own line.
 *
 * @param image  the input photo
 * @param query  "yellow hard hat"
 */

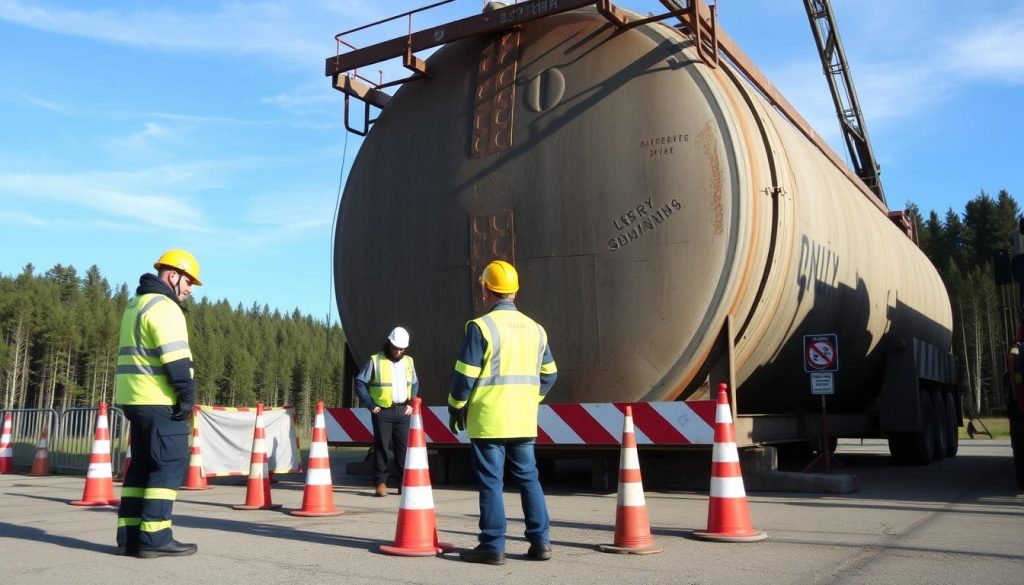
xmin=154 ymin=249 xmax=202 ymax=286
xmin=479 ymin=260 xmax=519 ymax=294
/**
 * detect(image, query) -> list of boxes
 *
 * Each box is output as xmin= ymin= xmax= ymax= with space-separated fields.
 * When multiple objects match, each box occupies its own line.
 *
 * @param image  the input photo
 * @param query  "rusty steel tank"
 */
xmin=334 ymin=7 xmax=953 ymax=416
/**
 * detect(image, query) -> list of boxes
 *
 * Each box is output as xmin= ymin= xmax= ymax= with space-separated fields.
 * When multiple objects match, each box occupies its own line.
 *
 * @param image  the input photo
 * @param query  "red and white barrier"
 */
xmin=325 ymin=401 xmax=717 ymax=446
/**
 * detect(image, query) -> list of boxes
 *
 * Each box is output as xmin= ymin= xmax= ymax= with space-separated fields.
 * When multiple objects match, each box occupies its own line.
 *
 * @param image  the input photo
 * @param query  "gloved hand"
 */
xmin=448 ymin=405 xmax=465 ymax=434
xmin=171 ymin=404 xmax=193 ymax=422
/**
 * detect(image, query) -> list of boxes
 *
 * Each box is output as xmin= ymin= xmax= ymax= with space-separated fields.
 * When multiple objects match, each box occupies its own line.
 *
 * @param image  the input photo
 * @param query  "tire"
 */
xmin=887 ymin=432 xmax=912 ymax=463
xmin=909 ymin=391 xmax=935 ymax=465
xmin=943 ymin=392 xmax=959 ymax=458
xmin=930 ymin=390 xmax=947 ymax=462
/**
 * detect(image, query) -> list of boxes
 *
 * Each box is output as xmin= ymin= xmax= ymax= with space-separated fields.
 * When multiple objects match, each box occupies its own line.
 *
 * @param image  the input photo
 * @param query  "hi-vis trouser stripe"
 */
xmin=120 ymin=487 xmax=178 ymax=500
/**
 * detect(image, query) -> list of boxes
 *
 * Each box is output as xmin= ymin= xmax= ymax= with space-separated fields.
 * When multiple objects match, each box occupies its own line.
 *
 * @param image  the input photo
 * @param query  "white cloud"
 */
xmin=104 ymin=122 xmax=184 ymax=159
xmin=0 ymin=169 xmax=207 ymax=230
xmin=0 ymin=0 xmax=371 ymax=65
xmin=3 ymin=90 xmax=68 ymax=113
xmin=0 ymin=209 xmax=48 ymax=227
xmin=949 ymin=17 xmax=1024 ymax=83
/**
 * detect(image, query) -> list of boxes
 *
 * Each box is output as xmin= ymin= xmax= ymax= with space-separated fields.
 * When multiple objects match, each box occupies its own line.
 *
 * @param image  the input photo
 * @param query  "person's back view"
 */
xmin=448 ymin=260 xmax=558 ymax=565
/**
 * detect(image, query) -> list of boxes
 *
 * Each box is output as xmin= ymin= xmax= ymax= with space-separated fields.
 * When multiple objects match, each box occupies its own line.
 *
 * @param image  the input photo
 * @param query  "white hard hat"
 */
xmin=387 ymin=326 xmax=410 ymax=349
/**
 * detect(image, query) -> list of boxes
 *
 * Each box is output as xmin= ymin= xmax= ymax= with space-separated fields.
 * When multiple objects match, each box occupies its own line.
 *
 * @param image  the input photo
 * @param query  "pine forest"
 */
xmin=0 ymin=263 xmax=346 ymax=430
xmin=0 ymin=188 xmax=1020 ymax=421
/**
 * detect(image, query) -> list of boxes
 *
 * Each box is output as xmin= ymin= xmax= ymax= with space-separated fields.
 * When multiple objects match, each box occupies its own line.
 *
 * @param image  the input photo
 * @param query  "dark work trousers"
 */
xmin=371 ymin=405 xmax=410 ymax=485
xmin=116 ymin=405 xmax=190 ymax=550
xmin=1011 ymin=411 xmax=1024 ymax=490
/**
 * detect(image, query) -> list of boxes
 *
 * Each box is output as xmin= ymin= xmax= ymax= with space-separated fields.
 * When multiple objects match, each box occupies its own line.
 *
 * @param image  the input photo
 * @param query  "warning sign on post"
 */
xmin=809 ymin=372 xmax=835 ymax=395
xmin=803 ymin=334 xmax=839 ymax=373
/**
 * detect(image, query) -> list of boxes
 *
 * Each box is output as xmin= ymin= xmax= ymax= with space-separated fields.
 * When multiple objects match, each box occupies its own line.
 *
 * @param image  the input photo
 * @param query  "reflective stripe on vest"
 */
xmin=466 ymin=310 xmax=547 ymax=439
xmin=368 ymin=353 xmax=415 ymax=408
xmin=115 ymin=293 xmax=191 ymax=405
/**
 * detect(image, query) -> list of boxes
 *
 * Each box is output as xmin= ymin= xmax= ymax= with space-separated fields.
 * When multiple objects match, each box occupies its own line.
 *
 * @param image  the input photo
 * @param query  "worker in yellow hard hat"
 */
xmin=114 ymin=249 xmax=202 ymax=558
xmin=447 ymin=259 xmax=558 ymax=565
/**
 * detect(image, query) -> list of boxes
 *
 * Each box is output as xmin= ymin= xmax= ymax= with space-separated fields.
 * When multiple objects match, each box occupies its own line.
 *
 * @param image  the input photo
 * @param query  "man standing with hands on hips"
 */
xmin=354 ymin=326 xmax=419 ymax=497
xmin=448 ymin=260 xmax=558 ymax=565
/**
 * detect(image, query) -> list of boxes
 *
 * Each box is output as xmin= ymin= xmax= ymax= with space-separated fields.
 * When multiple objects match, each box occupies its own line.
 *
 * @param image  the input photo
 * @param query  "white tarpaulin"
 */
xmin=196 ymin=406 xmax=302 ymax=476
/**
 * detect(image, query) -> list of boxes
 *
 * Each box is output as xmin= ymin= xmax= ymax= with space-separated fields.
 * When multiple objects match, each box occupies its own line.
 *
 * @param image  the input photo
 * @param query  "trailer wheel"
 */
xmin=943 ymin=392 xmax=959 ymax=458
xmin=894 ymin=391 xmax=935 ymax=465
xmin=930 ymin=390 xmax=947 ymax=462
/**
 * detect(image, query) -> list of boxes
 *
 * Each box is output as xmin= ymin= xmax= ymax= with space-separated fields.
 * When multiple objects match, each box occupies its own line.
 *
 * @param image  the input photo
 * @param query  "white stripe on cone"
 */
xmin=406 ymin=448 xmax=429 ymax=470
xmin=248 ymin=461 xmax=265 ymax=479
xmin=618 ymin=481 xmax=647 ymax=507
xmin=712 ymin=441 xmax=739 ymax=462
xmin=87 ymin=462 xmax=113 ymax=478
xmin=309 ymin=441 xmax=329 ymax=458
xmin=0 ymin=447 xmax=13 ymax=457
xmin=716 ymin=403 xmax=732 ymax=423
xmin=710 ymin=476 xmax=747 ymax=499
xmin=399 ymin=485 xmax=436 ymax=510
xmin=305 ymin=467 xmax=333 ymax=485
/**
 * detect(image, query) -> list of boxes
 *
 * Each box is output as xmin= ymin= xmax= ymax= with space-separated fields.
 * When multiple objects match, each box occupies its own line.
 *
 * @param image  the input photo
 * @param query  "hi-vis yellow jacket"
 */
xmin=115 ymin=293 xmax=193 ymax=405
xmin=449 ymin=301 xmax=557 ymax=438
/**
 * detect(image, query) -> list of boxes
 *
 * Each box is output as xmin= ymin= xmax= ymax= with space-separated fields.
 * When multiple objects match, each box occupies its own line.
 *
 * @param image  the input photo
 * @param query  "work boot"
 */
xmin=527 ymin=543 xmax=552 ymax=560
xmin=459 ymin=546 xmax=505 ymax=565
xmin=374 ymin=482 xmax=388 ymax=497
xmin=114 ymin=544 xmax=138 ymax=556
xmin=137 ymin=540 xmax=198 ymax=558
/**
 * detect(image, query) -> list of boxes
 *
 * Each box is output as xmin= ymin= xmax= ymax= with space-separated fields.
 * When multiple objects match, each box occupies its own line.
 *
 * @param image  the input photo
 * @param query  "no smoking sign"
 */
xmin=803 ymin=334 xmax=839 ymax=372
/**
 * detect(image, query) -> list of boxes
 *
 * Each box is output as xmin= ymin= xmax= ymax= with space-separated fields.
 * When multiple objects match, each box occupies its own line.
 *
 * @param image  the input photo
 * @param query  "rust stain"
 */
xmin=697 ymin=121 xmax=724 ymax=235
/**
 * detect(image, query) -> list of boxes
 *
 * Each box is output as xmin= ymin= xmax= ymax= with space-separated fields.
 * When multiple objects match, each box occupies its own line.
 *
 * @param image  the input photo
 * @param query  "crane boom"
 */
xmin=803 ymin=0 xmax=886 ymax=205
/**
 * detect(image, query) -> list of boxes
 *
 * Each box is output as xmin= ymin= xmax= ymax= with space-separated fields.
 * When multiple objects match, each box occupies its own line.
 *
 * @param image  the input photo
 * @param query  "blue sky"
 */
xmin=1 ymin=0 xmax=1021 ymax=323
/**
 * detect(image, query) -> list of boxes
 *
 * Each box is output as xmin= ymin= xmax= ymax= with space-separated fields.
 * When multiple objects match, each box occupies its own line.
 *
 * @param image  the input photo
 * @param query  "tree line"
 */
xmin=0 ymin=263 xmax=345 ymax=430
xmin=2 ymin=189 xmax=1019 ymax=422
xmin=908 ymin=188 xmax=1020 ymax=417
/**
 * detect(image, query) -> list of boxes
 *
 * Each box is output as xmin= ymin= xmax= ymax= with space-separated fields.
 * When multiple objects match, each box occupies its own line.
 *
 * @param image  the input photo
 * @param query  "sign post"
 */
xmin=801 ymin=335 xmax=853 ymax=482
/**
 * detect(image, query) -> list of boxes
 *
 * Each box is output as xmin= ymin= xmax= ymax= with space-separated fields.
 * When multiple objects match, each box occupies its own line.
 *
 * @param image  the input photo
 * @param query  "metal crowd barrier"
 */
xmin=0 ymin=406 xmax=128 ymax=476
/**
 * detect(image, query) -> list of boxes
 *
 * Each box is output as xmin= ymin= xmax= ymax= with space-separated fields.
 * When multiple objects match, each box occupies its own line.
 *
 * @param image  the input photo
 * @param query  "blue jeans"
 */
xmin=470 ymin=438 xmax=549 ymax=553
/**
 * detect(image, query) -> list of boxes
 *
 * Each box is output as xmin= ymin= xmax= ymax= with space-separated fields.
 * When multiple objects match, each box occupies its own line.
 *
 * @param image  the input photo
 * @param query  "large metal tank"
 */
xmin=334 ymin=7 xmax=952 ymax=415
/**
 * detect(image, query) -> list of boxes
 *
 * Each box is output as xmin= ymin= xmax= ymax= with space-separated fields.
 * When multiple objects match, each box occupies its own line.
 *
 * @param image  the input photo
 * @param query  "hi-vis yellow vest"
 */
xmin=115 ymin=294 xmax=193 ymax=405
xmin=465 ymin=310 xmax=552 ymax=438
xmin=368 ymin=353 xmax=416 ymax=408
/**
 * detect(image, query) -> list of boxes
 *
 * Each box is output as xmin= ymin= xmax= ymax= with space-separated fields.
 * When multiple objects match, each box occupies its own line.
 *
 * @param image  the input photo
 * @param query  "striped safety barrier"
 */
xmin=325 ymin=401 xmax=717 ymax=446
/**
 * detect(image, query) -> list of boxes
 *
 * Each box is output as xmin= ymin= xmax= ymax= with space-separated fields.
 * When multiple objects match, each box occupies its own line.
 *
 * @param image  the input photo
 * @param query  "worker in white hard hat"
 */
xmin=353 ymin=326 xmax=419 ymax=496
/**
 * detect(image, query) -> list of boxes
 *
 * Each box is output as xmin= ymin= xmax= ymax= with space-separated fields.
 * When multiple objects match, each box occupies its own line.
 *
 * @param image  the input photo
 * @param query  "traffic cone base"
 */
xmin=379 ymin=398 xmax=453 ymax=557
xmin=691 ymin=384 xmax=766 ymax=543
xmin=289 ymin=402 xmax=343 ymax=517
xmin=70 ymin=403 xmax=120 ymax=506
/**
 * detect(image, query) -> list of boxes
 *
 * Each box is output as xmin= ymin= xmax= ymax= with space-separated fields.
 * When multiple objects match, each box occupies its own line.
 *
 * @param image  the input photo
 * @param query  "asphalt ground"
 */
xmin=1 ymin=439 xmax=1022 ymax=585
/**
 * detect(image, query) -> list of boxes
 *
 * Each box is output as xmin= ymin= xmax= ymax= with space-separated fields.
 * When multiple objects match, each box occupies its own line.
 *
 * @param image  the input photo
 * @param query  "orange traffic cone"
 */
xmin=692 ymin=384 xmax=766 ymax=542
xmin=115 ymin=433 xmax=131 ymax=484
xmin=70 ymin=403 xmax=121 ymax=506
xmin=181 ymin=411 xmax=212 ymax=490
xmin=599 ymin=405 xmax=663 ymax=554
xmin=380 ymin=397 xmax=453 ymax=556
xmin=290 ymin=401 xmax=343 ymax=517
xmin=233 ymin=402 xmax=281 ymax=510
xmin=29 ymin=426 xmax=50 ymax=476
xmin=0 ymin=411 xmax=13 ymax=474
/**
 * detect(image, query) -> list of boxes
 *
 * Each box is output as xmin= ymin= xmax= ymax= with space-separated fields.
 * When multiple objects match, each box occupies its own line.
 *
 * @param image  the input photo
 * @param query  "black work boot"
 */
xmin=527 ymin=543 xmax=552 ymax=560
xmin=459 ymin=546 xmax=505 ymax=565
xmin=137 ymin=540 xmax=198 ymax=558
xmin=114 ymin=544 xmax=139 ymax=556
